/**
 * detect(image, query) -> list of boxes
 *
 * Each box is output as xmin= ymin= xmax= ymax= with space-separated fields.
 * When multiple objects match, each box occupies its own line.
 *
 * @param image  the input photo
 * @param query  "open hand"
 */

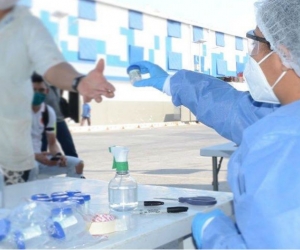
xmin=78 ymin=59 xmax=116 ymax=103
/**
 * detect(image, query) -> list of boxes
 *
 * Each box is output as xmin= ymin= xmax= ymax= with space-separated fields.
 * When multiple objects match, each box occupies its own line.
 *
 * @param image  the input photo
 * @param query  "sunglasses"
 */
xmin=246 ymin=30 xmax=271 ymax=56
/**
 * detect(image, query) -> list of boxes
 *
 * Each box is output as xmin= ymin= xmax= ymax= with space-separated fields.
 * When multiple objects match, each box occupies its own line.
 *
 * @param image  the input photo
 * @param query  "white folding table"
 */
xmin=200 ymin=141 xmax=237 ymax=191
xmin=3 ymin=178 xmax=233 ymax=249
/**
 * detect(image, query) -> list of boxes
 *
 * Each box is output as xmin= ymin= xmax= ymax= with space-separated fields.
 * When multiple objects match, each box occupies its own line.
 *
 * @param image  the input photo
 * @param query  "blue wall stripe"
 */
xmin=96 ymin=41 xmax=106 ymax=54
xmin=106 ymin=76 xmax=130 ymax=82
xmin=68 ymin=16 xmax=78 ymax=36
xmin=120 ymin=27 xmax=135 ymax=46
xmin=106 ymin=55 xmax=128 ymax=67
xmin=40 ymin=11 xmax=58 ymax=40
xmin=154 ymin=36 xmax=160 ymax=50
xmin=149 ymin=49 xmax=155 ymax=63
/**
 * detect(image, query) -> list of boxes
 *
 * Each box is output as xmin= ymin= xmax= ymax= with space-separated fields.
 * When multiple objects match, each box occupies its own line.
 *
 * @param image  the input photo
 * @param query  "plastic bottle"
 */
xmin=127 ymin=65 xmax=142 ymax=84
xmin=50 ymin=207 xmax=86 ymax=241
xmin=73 ymin=193 xmax=91 ymax=214
xmin=108 ymin=146 xmax=138 ymax=212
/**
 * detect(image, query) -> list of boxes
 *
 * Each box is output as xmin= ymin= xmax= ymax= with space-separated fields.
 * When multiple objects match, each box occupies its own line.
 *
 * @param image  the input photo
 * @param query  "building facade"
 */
xmin=19 ymin=0 xmax=249 ymax=125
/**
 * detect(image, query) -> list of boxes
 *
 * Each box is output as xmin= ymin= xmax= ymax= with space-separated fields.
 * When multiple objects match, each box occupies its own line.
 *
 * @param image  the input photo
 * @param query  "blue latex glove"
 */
xmin=127 ymin=61 xmax=169 ymax=92
xmin=192 ymin=209 xmax=223 ymax=249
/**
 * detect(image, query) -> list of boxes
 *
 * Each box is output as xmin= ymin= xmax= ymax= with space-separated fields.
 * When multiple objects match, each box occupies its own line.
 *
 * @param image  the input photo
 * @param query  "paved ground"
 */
xmin=71 ymin=123 xmax=231 ymax=192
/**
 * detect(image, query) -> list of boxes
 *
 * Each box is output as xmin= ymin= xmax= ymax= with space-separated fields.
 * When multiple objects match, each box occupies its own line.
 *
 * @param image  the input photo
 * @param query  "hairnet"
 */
xmin=255 ymin=0 xmax=300 ymax=77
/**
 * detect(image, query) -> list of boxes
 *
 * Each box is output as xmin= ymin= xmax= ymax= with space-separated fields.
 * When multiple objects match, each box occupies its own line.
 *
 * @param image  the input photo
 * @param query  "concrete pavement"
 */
xmin=70 ymin=122 xmax=232 ymax=192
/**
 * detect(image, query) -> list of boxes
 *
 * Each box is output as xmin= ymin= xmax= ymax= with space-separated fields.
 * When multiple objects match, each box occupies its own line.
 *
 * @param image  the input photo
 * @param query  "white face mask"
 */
xmin=0 ymin=0 xmax=18 ymax=10
xmin=244 ymin=51 xmax=287 ymax=104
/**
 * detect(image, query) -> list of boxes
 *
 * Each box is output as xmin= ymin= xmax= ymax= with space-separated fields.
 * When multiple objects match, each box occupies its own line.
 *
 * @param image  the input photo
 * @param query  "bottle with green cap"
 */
xmin=108 ymin=146 xmax=138 ymax=212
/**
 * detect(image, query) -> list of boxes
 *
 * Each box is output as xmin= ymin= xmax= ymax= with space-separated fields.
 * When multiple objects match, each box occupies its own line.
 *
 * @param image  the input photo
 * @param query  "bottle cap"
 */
xmin=109 ymin=146 xmax=129 ymax=171
xmin=127 ymin=65 xmax=140 ymax=74
xmin=35 ymin=197 xmax=52 ymax=202
xmin=51 ymin=192 xmax=68 ymax=197
xmin=52 ymin=195 xmax=69 ymax=202
xmin=48 ymin=221 xmax=65 ymax=239
xmin=14 ymin=231 xmax=25 ymax=249
xmin=73 ymin=193 xmax=91 ymax=201
xmin=0 ymin=219 xmax=10 ymax=241
xmin=51 ymin=207 xmax=73 ymax=217
xmin=31 ymin=193 xmax=49 ymax=200
xmin=65 ymin=190 xmax=81 ymax=197
xmin=67 ymin=197 xmax=85 ymax=205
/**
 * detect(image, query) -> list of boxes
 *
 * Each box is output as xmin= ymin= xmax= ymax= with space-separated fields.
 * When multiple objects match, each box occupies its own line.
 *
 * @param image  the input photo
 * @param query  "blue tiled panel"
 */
xmin=193 ymin=26 xmax=204 ymax=42
xmin=68 ymin=16 xmax=78 ymax=36
xmin=165 ymin=37 xmax=172 ymax=69
xmin=216 ymin=59 xmax=227 ymax=75
xmin=235 ymin=37 xmax=243 ymax=51
xmin=18 ymin=0 xmax=32 ymax=7
xmin=106 ymin=55 xmax=128 ymax=67
xmin=79 ymin=38 xmax=97 ymax=61
xmin=167 ymin=20 xmax=181 ymax=38
xmin=165 ymin=37 xmax=172 ymax=52
xmin=78 ymin=0 xmax=96 ymax=21
xmin=168 ymin=52 xmax=182 ymax=70
xmin=236 ymin=62 xmax=245 ymax=73
xmin=154 ymin=36 xmax=160 ymax=50
xmin=148 ymin=49 xmax=155 ymax=63
xmin=194 ymin=55 xmax=199 ymax=71
xmin=106 ymin=76 xmax=130 ymax=81
xmin=39 ymin=11 xmax=58 ymax=39
xmin=202 ymin=44 xmax=207 ymax=57
xmin=201 ymin=56 xmax=205 ymax=73
xmin=129 ymin=45 xmax=144 ymax=64
xmin=96 ymin=41 xmax=106 ymax=54
xmin=120 ymin=27 xmax=135 ymax=46
xmin=60 ymin=41 xmax=80 ymax=63
xmin=211 ymin=53 xmax=223 ymax=77
xmin=216 ymin=32 xmax=225 ymax=47
xmin=129 ymin=10 xmax=143 ymax=30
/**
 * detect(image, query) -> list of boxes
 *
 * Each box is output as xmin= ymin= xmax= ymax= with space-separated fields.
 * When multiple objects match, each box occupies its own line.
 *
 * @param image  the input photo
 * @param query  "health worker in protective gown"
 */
xmin=127 ymin=0 xmax=300 ymax=247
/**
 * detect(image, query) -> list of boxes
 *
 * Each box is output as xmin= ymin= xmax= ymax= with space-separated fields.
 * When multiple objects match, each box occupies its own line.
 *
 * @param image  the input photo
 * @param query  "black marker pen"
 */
xmin=143 ymin=201 xmax=164 ymax=206
xmin=132 ymin=206 xmax=188 ymax=215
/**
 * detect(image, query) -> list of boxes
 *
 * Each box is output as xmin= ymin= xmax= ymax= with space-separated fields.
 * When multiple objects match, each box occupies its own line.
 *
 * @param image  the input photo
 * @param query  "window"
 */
xmin=216 ymin=59 xmax=227 ymax=75
xmin=78 ymin=0 xmax=96 ymax=21
xmin=215 ymin=32 xmax=225 ymax=47
xmin=167 ymin=20 xmax=181 ymax=38
xmin=235 ymin=37 xmax=244 ymax=51
xmin=79 ymin=38 xmax=97 ymax=61
xmin=168 ymin=52 xmax=182 ymax=70
xmin=193 ymin=26 xmax=204 ymax=43
xmin=129 ymin=10 xmax=143 ymax=30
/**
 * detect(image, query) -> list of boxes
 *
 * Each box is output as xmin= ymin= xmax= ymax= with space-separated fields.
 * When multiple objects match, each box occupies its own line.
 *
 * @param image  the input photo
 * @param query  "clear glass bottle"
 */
xmin=108 ymin=146 xmax=138 ymax=212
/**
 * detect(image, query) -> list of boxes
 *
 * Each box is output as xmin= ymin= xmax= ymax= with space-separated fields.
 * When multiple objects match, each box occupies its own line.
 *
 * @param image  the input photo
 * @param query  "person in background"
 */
xmin=0 ymin=0 xmax=115 ymax=185
xmin=128 ymin=0 xmax=300 ymax=246
xmin=31 ymin=75 xmax=84 ymax=179
xmin=80 ymin=98 xmax=91 ymax=126
xmin=33 ymin=72 xmax=79 ymax=158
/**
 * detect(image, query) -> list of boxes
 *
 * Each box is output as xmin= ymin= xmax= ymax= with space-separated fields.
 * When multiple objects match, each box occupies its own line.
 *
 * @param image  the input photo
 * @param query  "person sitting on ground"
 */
xmin=31 ymin=74 xmax=85 ymax=179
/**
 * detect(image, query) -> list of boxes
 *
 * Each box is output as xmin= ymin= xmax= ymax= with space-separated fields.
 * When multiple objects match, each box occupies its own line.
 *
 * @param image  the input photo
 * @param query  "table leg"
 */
xmin=212 ymin=157 xmax=218 ymax=191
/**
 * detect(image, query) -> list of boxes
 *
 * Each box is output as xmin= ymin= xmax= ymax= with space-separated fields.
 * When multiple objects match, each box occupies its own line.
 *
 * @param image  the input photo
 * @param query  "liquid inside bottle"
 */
xmin=109 ymin=172 xmax=138 ymax=212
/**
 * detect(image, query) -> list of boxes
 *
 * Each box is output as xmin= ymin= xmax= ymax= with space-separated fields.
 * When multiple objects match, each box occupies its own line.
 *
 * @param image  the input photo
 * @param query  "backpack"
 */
xmin=42 ymin=105 xmax=49 ymax=130
xmin=59 ymin=97 xmax=70 ymax=118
